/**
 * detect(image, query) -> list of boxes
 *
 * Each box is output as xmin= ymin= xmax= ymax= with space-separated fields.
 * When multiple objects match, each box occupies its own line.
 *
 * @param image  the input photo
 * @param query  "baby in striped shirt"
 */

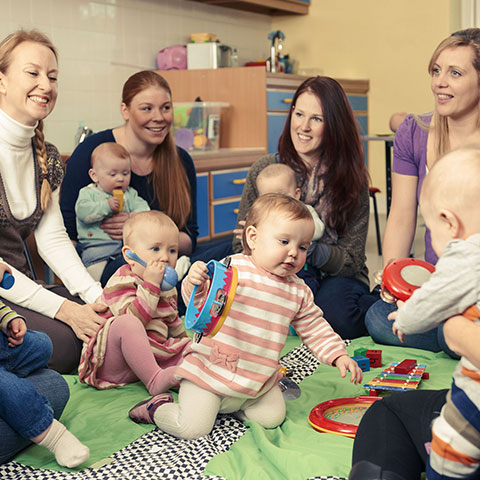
xmin=0 ymin=263 xmax=89 ymax=467
xmin=129 ymin=193 xmax=362 ymax=439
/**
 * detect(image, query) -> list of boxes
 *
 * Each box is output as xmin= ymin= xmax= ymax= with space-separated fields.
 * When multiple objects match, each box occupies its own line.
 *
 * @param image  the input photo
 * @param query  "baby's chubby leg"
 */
xmin=153 ymin=380 xmax=221 ymax=440
xmin=242 ymin=385 xmax=286 ymax=429
xmin=97 ymin=314 xmax=178 ymax=394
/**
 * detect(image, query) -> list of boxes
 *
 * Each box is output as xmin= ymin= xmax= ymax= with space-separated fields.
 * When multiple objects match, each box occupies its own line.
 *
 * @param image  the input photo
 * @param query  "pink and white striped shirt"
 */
xmin=79 ymin=264 xmax=190 ymax=389
xmin=178 ymin=254 xmax=347 ymax=398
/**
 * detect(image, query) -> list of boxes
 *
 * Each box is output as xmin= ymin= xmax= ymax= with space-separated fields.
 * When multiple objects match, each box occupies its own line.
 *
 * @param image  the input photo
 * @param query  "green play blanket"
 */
xmin=13 ymin=336 xmax=456 ymax=478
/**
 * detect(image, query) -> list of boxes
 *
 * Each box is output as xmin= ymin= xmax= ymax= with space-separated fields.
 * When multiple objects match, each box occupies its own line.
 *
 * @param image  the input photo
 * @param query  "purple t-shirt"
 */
xmin=392 ymin=113 xmax=437 ymax=264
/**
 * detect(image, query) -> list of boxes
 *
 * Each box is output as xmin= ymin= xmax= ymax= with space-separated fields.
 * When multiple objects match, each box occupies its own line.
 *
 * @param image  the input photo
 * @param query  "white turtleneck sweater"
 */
xmin=0 ymin=108 xmax=102 ymax=318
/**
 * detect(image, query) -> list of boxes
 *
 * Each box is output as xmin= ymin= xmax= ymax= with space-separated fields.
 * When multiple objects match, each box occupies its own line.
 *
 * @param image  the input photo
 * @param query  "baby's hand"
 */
xmin=334 ymin=354 xmax=363 ymax=384
xmin=388 ymin=301 xmax=405 ymax=342
xmin=187 ymin=261 xmax=210 ymax=286
xmin=7 ymin=317 xmax=27 ymax=347
xmin=143 ymin=260 xmax=165 ymax=286
xmin=108 ymin=197 xmax=120 ymax=212
xmin=391 ymin=321 xmax=405 ymax=343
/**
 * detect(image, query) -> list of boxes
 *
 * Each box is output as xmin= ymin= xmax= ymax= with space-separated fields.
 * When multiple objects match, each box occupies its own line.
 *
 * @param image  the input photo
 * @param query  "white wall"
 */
xmin=1 ymin=0 xmax=271 ymax=153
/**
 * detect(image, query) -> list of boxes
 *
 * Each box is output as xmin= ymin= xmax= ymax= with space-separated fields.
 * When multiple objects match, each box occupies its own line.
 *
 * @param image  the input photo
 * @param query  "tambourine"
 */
xmin=184 ymin=258 xmax=238 ymax=342
xmin=374 ymin=258 xmax=435 ymax=303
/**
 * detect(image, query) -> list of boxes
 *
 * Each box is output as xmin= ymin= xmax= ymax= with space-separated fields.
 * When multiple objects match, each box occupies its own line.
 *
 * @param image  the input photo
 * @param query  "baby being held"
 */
xmin=75 ymin=142 xmax=149 ymax=279
xmin=256 ymin=163 xmax=324 ymax=241
xmin=389 ymin=147 xmax=480 ymax=480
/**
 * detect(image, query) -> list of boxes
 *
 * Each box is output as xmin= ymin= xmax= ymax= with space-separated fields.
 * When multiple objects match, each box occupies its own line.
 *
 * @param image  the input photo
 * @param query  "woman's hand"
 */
xmin=100 ymin=212 xmax=130 ymax=240
xmin=334 ymin=354 xmax=363 ymax=384
xmin=56 ymin=300 xmax=108 ymax=343
xmin=233 ymin=220 xmax=245 ymax=243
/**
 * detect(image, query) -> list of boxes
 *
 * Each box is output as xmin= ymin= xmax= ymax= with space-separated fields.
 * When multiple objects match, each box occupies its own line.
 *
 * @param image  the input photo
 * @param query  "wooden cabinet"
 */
xmin=191 ymin=148 xmax=264 ymax=241
xmin=191 ymin=0 xmax=309 ymax=16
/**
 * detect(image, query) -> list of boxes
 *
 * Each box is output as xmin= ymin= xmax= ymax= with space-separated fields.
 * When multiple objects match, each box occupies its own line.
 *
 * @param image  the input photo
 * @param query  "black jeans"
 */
xmin=352 ymin=389 xmax=448 ymax=479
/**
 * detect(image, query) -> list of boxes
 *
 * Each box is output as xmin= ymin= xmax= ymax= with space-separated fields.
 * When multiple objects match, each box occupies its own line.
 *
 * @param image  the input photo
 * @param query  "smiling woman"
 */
xmin=233 ymin=76 xmax=375 ymax=340
xmin=60 ymin=71 xmax=199 ymax=286
xmin=365 ymin=28 xmax=480 ymax=358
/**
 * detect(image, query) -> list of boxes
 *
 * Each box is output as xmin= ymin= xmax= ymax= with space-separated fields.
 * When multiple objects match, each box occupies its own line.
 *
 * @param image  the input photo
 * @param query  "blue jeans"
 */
xmin=0 ymin=330 xmax=57 ymax=440
xmin=365 ymin=299 xmax=459 ymax=359
xmin=0 ymin=367 xmax=69 ymax=464
xmin=79 ymin=239 xmax=123 ymax=267
xmin=297 ymin=271 xmax=377 ymax=339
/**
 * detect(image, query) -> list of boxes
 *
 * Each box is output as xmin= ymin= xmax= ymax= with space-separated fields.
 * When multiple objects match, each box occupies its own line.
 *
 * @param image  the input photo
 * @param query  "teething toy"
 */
xmin=374 ymin=258 xmax=435 ymax=303
xmin=0 ymin=272 xmax=14 ymax=289
xmin=124 ymin=249 xmax=178 ymax=291
xmin=112 ymin=189 xmax=124 ymax=211
xmin=184 ymin=258 xmax=238 ymax=342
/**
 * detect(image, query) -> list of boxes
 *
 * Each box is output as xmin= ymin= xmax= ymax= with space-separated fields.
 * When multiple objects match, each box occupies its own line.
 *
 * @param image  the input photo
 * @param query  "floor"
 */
xmin=365 ymin=196 xmax=426 ymax=285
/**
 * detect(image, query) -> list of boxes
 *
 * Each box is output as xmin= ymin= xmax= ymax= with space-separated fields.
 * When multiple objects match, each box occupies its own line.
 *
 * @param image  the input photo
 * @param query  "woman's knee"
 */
xmin=364 ymin=300 xmax=397 ymax=340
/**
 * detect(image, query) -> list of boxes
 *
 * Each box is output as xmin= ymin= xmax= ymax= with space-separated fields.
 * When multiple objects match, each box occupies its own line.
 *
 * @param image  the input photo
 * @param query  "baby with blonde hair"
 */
xmin=129 ymin=193 xmax=362 ymax=438
xmin=390 ymin=147 xmax=480 ymax=479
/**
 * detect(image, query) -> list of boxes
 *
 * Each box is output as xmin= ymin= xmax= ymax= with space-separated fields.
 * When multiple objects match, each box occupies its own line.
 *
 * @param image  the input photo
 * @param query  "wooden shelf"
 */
xmin=191 ymin=0 xmax=309 ymax=16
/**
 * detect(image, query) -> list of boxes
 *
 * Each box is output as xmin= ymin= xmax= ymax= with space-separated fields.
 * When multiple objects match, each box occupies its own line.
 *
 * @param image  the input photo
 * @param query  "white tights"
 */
xmin=153 ymin=380 xmax=286 ymax=440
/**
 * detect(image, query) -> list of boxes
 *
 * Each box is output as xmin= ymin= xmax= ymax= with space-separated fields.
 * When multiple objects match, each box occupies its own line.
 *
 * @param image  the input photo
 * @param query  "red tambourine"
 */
xmin=308 ymin=396 xmax=381 ymax=438
xmin=380 ymin=258 xmax=435 ymax=303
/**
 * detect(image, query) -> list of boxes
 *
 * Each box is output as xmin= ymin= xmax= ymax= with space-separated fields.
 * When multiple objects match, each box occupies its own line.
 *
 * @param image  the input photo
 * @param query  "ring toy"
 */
xmin=308 ymin=396 xmax=381 ymax=438
xmin=185 ymin=259 xmax=238 ymax=339
xmin=124 ymin=249 xmax=178 ymax=291
xmin=377 ymin=258 xmax=435 ymax=303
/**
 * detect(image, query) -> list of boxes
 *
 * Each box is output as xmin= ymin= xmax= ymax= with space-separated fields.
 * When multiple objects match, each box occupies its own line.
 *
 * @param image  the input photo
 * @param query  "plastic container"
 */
xmin=173 ymin=101 xmax=229 ymax=151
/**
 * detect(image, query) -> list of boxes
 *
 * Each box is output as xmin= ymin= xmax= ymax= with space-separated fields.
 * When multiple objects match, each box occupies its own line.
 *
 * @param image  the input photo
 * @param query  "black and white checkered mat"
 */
xmin=0 ymin=343 xmax=350 ymax=480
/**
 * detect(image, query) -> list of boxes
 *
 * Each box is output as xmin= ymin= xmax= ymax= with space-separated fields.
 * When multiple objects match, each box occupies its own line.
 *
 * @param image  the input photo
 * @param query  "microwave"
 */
xmin=187 ymin=42 xmax=234 ymax=69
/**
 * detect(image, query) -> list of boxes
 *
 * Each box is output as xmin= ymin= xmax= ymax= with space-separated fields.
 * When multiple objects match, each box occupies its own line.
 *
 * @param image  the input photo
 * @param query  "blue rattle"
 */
xmin=184 ymin=258 xmax=238 ymax=342
xmin=124 ymin=250 xmax=178 ymax=290
xmin=0 ymin=272 xmax=14 ymax=289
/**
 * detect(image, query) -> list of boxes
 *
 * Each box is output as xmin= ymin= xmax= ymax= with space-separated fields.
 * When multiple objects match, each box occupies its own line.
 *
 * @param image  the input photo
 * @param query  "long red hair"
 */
xmin=278 ymin=76 xmax=368 ymax=235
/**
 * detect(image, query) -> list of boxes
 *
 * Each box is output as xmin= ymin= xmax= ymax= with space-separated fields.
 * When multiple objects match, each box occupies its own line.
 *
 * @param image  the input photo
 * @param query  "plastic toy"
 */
xmin=112 ymin=189 xmax=123 ymax=211
xmin=354 ymin=347 xmax=368 ymax=357
xmin=184 ymin=258 xmax=238 ymax=342
xmin=352 ymin=355 xmax=370 ymax=372
xmin=0 ymin=272 xmax=14 ymax=289
xmin=375 ymin=258 xmax=435 ymax=303
xmin=308 ymin=396 xmax=381 ymax=437
xmin=394 ymin=359 xmax=417 ymax=374
xmin=124 ymin=249 xmax=178 ymax=291
xmin=366 ymin=349 xmax=382 ymax=368
xmin=363 ymin=361 xmax=428 ymax=393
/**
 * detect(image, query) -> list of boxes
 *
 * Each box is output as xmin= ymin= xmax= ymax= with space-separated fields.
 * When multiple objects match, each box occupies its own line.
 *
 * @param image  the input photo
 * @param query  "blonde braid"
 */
xmin=33 ymin=120 xmax=52 ymax=211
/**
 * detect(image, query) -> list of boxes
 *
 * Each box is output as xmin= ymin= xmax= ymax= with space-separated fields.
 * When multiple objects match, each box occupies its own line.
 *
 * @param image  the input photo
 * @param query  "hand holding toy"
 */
xmin=1 ymin=272 xmax=14 ymax=289
xmin=112 ymin=189 xmax=124 ymax=211
xmin=184 ymin=258 xmax=238 ymax=342
xmin=125 ymin=249 xmax=178 ymax=290
xmin=373 ymin=258 xmax=435 ymax=303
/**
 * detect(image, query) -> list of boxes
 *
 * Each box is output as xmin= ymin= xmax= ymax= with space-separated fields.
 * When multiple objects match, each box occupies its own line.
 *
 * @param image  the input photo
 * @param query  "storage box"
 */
xmin=173 ymin=102 xmax=229 ymax=151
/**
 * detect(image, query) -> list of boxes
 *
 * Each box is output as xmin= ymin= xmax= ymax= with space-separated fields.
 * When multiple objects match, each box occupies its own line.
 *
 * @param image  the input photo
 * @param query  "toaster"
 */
xmin=187 ymin=43 xmax=233 ymax=69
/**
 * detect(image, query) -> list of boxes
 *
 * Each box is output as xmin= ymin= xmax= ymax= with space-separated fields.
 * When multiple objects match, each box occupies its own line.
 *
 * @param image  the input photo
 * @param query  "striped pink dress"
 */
xmin=78 ymin=264 xmax=190 ymax=388
xmin=178 ymin=254 xmax=347 ymax=398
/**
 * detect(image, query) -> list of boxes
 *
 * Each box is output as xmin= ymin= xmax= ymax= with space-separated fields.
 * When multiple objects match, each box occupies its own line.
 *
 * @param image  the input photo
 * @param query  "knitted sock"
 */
xmin=37 ymin=419 xmax=90 ymax=468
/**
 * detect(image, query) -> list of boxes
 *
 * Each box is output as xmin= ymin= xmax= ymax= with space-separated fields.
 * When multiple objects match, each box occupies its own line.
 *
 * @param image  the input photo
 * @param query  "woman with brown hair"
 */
xmin=60 ymin=70 xmax=198 ymax=285
xmin=365 ymin=28 xmax=480 ymax=357
xmin=233 ymin=76 xmax=375 ymax=339
xmin=0 ymin=29 xmax=104 ymax=375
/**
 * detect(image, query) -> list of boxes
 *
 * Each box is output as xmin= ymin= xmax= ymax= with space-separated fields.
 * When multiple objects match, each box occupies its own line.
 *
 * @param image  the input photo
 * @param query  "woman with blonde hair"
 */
xmin=365 ymin=28 xmax=480 ymax=356
xmin=60 ymin=70 xmax=198 ymax=286
xmin=0 ymin=29 xmax=105 ymax=374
